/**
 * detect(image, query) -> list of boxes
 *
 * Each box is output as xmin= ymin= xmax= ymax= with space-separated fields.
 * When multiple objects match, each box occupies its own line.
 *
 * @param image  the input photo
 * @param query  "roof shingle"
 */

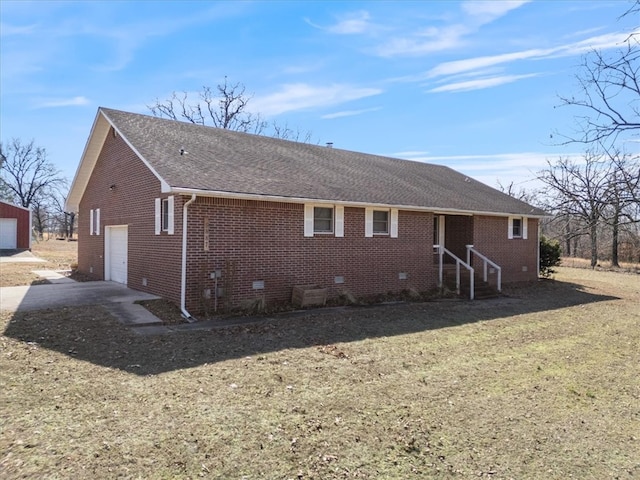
xmin=99 ymin=107 xmax=545 ymax=216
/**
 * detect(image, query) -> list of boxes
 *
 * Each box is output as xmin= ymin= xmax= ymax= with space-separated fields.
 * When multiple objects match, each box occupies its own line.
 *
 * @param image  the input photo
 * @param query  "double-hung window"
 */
xmin=373 ymin=210 xmax=389 ymax=234
xmin=162 ymin=198 xmax=170 ymax=232
xmin=508 ymin=216 xmax=528 ymax=239
xmin=155 ymin=196 xmax=174 ymax=235
xmin=365 ymin=208 xmax=398 ymax=238
xmin=313 ymin=207 xmax=333 ymax=234
xmin=512 ymin=218 xmax=522 ymax=238
xmin=89 ymin=208 xmax=100 ymax=235
xmin=304 ymin=205 xmax=344 ymax=237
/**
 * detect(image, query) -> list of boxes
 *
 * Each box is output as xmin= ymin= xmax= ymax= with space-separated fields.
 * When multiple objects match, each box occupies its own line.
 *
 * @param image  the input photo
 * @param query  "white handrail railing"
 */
xmin=466 ymin=245 xmax=501 ymax=292
xmin=433 ymin=245 xmax=475 ymax=300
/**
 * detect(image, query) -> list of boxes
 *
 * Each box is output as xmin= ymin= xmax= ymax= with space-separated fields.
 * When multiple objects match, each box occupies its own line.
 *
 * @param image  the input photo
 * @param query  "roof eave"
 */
xmin=168 ymin=186 xmax=547 ymax=218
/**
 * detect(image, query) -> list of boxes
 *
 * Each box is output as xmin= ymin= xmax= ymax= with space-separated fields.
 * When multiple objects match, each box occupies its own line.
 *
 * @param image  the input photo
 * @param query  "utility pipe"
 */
xmin=180 ymin=194 xmax=197 ymax=320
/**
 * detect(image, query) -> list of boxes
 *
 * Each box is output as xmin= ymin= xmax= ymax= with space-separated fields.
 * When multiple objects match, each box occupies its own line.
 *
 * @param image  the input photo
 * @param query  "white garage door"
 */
xmin=0 ymin=218 xmax=18 ymax=249
xmin=106 ymin=225 xmax=128 ymax=284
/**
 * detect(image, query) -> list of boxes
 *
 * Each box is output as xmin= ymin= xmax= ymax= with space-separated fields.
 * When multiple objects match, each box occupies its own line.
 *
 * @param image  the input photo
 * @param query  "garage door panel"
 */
xmin=0 ymin=218 xmax=18 ymax=249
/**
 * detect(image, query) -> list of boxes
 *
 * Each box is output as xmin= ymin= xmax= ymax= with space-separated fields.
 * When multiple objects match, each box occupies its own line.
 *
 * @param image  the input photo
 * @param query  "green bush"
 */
xmin=540 ymin=236 xmax=561 ymax=278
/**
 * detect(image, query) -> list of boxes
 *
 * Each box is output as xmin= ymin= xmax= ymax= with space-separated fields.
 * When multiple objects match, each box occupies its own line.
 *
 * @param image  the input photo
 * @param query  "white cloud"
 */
xmin=35 ymin=96 xmax=90 ymax=108
xmin=428 ymin=48 xmax=554 ymax=78
xmin=0 ymin=22 xmax=38 ymax=36
xmin=376 ymin=24 xmax=470 ymax=57
xmin=251 ymin=84 xmax=383 ymax=116
xmin=399 ymin=151 xmax=583 ymax=188
xmin=322 ymin=107 xmax=381 ymax=119
xmin=374 ymin=1 xmax=529 ymax=57
xmin=327 ymin=11 xmax=372 ymax=35
xmin=427 ymin=31 xmax=635 ymax=79
xmin=461 ymin=1 xmax=531 ymax=23
xmin=392 ymin=150 xmax=430 ymax=157
xmin=428 ymin=73 xmax=539 ymax=93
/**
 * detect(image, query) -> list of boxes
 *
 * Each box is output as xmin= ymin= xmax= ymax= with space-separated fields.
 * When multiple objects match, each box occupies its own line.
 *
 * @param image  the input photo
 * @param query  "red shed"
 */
xmin=0 ymin=200 xmax=32 ymax=250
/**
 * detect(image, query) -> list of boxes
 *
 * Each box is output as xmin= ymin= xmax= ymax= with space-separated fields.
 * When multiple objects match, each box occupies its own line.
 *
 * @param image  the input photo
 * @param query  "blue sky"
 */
xmin=1 ymin=0 xmax=638 ymax=192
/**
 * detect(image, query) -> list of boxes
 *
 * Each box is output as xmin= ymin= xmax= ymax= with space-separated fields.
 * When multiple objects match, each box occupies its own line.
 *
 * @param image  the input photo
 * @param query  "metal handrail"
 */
xmin=433 ymin=245 xmax=475 ymax=300
xmin=466 ymin=245 xmax=502 ymax=292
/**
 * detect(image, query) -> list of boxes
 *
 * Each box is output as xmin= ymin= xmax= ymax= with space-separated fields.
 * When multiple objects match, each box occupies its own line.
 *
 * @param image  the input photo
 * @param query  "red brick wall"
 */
xmin=471 ymin=215 xmax=539 ymax=283
xmin=184 ymin=198 xmax=438 ymax=311
xmin=76 ymin=131 xmax=540 ymax=312
xmin=0 ymin=202 xmax=30 ymax=249
xmin=77 ymin=128 xmax=183 ymax=305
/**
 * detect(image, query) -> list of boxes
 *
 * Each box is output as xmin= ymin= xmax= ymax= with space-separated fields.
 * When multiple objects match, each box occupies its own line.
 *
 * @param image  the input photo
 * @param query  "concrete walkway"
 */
xmin=0 ymin=281 xmax=163 ymax=330
xmin=32 ymin=270 xmax=76 ymax=284
xmin=0 ymin=250 xmax=47 ymax=263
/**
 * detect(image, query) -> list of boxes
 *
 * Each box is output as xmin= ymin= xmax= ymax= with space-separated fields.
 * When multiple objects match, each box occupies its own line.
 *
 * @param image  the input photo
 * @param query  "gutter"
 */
xmin=180 ymin=194 xmax=197 ymax=321
xmin=169 ymin=186 xmax=547 ymax=219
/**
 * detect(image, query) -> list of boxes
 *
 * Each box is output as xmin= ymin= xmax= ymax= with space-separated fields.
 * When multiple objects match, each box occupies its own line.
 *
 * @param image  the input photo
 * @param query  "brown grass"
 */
xmin=1 ymin=267 xmax=639 ymax=479
xmin=0 ymin=240 xmax=78 ymax=287
xmin=561 ymin=256 xmax=640 ymax=274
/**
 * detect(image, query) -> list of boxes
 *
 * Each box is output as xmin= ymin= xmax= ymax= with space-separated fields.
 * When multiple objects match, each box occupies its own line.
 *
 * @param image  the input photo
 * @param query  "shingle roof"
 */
xmin=85 ymin=107 xmax=546 ymax=216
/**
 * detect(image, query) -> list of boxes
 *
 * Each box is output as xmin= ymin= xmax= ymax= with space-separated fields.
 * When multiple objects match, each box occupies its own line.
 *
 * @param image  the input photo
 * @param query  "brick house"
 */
xmin=66 ymin=108 xmax=546 ymax=317
xmin=0 ymin=200 xmax=32 ymax=250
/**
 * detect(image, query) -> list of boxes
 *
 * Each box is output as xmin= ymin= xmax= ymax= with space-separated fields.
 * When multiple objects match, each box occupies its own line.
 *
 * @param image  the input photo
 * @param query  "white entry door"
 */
xmin=106 ymin=225 xmax=128 ymax=284
xmin=0 ymin=218 xmax=18 ymax=249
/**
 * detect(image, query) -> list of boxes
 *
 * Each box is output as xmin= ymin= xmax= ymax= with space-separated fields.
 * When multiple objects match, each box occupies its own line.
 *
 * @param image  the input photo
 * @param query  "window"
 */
xmin=365 ymin=208 xmax=398 ymax=238
xmin=512 ymin=218 xmax=522 ymax=238
xmin=155 ymin=196 xmax=174 ymax=235
xmin=508 ymin=216 xmax=528 ymax=240
xmin=162 ymin=198 xmax=170 ymax=231
xmin=89 ymin=208 xmax=100 ymax=235
xmin=314 ymin=207 xmax=333 ymax=233
xmin=373 ymin=210 xmax=389 ymax=234
xmin=304 ymin=205 xmax=343 ymax=237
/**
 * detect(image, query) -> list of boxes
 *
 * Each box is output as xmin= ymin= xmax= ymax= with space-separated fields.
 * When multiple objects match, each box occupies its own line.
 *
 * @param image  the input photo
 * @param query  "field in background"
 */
xmin=1 ymin=267 xmax=638 ymax=479
xmin=561 ymin=256 xmax=640 ymax=274
xmin=0 ymin=239 xmax=77 ymax=287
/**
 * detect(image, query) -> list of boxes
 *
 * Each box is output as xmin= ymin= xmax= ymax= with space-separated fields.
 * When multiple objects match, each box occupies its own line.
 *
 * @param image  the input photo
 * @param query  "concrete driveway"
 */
xmin=0 ymin=281 xmax=160 ymax=313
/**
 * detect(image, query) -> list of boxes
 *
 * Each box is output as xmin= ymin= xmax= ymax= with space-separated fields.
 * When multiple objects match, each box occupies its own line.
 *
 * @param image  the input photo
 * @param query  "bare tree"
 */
xmin=556 ymin=2 xmax=639 ymax=146
xmin=30 ymin=193 xmax=50 ymax=240
xmin=601 ymin=147 xmax=640 ymax=265
xmin=496 ymin=180 xmax=540 ymax=205
xmin=0 ymin=138 xmax=64 ymax=208
xmin=149 ymin=77 xmax=268 ymax=133
xmin=49 ymin=187 xmax=76 ymax=239
xmin=539 ymin=152 xmax=612 ymax=268
xmin=149 ymin=77 xmax=314 ymax=141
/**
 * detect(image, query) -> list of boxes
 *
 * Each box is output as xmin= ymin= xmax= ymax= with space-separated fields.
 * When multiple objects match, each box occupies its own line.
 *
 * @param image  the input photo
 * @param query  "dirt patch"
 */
xmin=1 ymin=267 xmax=638 ymax=479
xmin=135 ymin=298 xmax=187 ymax=325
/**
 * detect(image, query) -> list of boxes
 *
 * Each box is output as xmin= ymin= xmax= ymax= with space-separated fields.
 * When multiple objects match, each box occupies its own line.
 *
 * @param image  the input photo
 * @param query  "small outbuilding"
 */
xmin=0 ymin=200 xmax=32 ymax=250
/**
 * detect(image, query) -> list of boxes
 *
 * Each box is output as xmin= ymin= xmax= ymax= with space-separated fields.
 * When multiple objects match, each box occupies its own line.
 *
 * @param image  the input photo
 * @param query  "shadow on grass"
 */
xmin=3 ymin=279 xmax=619 ymax=376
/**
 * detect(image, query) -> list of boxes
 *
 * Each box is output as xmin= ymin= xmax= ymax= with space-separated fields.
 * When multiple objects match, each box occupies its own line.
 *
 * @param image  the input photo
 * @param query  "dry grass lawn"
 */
xmin=1 ymin=264 xmax=639 ymax=479
xmin=0 ymin=239 xmax=78 ymax=287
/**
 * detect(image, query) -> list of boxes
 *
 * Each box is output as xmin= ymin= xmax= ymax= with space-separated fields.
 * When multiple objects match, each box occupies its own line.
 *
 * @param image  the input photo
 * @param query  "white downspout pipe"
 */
xmin=180 ymin=194 xmax=197 ymax=320
xmin=537 ymin=220 xmax=541 ymax=279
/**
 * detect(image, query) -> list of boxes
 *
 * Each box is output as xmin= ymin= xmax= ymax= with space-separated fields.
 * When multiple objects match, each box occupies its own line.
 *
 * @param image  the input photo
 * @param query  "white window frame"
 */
xmin=304 ymin=204 xmax=344 ymax=237
xmin=366 ymin=208 xmax=398 ymax=238
xmin=155 ymin=196 xmax=174 ymax=235
xmin=508 ymin=216 xmax=528 ymax=240
xmin=89 ymin=208 xmax=100 ymax=235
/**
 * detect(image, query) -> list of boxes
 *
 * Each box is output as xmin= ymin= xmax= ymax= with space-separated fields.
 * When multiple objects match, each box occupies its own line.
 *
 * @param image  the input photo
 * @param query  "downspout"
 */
xmin=29 ymin=209 xmax=33 ymax=250
xmin=180 ymin=194 xmax=197 ymax=320
xmin=537 ymin=219 xmax=541 ymax=279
